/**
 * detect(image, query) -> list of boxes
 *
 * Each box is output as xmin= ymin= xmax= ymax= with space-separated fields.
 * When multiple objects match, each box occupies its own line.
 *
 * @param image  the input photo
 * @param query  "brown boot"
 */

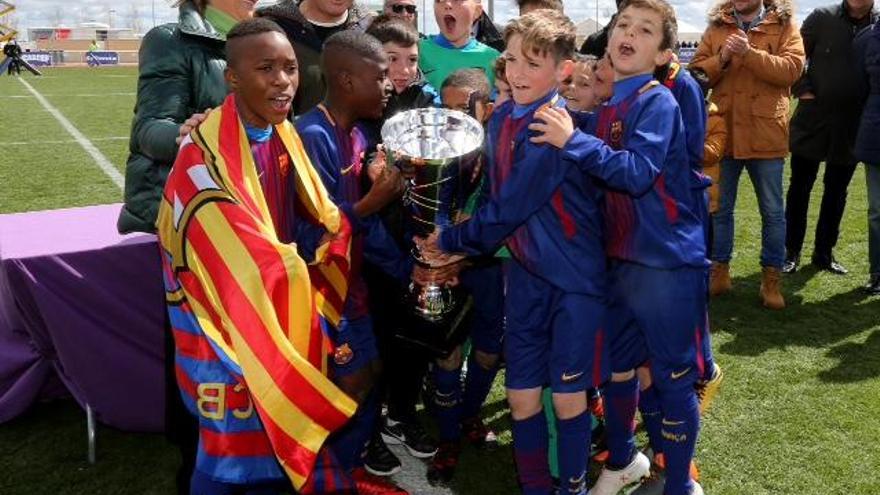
xmin=709 ymin=262 xmax=732 ymax=296
xmin=759 ymin=266 xmax=785 ymax=309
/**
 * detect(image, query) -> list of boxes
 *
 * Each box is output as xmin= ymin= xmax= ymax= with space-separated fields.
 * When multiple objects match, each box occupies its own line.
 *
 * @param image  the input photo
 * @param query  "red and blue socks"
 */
xmin=603 ymin=376 xmax=639 ymax=469
xmin=638 ymin=384 xmax=664 ymax=458
xmin=659 ymin=388 xmax=700 ymax=495
xmin=512 ymin=411 xmax=554 ymax=495
xmin=461 ymin=354 xmax=500 ymax=420
xmin=556 ymin=411 xmax=590 ymax=495
xmin=433 ymin=366 xmax=463 ymax=441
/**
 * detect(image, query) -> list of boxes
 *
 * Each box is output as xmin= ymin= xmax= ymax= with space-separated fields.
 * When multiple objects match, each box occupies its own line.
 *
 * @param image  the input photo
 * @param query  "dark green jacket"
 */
xmin=118 ymin=1 xmax=228 ymax=234
xmin=258 ymin=0 xmax=373 ymax=118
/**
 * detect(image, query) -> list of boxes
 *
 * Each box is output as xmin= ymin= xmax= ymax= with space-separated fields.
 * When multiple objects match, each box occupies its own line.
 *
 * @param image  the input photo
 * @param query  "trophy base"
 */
xmin=396 ymin=285 xmax=472 ymax=358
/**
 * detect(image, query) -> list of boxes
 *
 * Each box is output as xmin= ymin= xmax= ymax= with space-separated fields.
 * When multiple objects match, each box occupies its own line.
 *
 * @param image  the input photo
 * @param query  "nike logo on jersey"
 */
xmin=670 ymin=367 xmax=691 ymax=380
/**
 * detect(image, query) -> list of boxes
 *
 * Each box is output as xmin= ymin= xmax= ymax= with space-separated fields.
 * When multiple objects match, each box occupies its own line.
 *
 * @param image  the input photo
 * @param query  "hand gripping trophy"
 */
xmin=381 ymin=108 xmax=484 ymax=328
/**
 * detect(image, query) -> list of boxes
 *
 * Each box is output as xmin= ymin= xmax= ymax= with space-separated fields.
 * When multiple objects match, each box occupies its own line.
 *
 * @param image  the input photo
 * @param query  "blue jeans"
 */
xmin=867 ymin=164 xmax=880 ymax=274
xmin=712 ymin=158 xmax=786 ymax=268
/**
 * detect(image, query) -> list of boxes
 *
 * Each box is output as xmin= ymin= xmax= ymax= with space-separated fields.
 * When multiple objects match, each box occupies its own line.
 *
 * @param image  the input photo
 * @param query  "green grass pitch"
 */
xmin=1 ymin=67 xmax=878 ymax=495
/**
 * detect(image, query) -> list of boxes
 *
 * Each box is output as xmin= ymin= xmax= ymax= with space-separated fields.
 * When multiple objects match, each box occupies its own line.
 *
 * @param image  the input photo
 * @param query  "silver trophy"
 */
xmin=381 ymin=108 xmax=485 ymax=321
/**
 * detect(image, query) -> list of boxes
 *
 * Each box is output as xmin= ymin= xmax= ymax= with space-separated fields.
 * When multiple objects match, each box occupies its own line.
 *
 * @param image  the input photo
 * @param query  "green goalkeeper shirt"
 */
xmin=418 ymin=35 xmax=500 ymax=91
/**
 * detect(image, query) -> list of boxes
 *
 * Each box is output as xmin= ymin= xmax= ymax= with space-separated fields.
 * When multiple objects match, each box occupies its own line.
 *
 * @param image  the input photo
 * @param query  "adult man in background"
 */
xmin=690 ymin=0 xmax=805 ymax=309
xmin=259 ymin=0 xmax=374 ymax=116
xmin=471 ymin=3 xmax=504 ymax=52
xmin=384 ymin=0 xmax=419 ymax=28
xmin=783 ymin=0 xmax=878 ymax=275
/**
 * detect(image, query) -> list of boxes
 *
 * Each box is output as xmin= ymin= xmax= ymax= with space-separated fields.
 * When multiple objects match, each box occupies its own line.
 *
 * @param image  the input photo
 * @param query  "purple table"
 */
xmin=0 ymin=204 xmax=166 ymax=432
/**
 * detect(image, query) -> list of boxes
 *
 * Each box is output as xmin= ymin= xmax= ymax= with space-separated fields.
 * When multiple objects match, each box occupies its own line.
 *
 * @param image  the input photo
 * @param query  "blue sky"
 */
xmin=9 ymin=0 xmax=827 ymax=39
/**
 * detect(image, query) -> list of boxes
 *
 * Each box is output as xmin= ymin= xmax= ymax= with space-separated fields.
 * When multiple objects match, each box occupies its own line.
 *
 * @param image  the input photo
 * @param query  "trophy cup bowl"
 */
xmin=381 ymin=108 xmax=485 ymax=322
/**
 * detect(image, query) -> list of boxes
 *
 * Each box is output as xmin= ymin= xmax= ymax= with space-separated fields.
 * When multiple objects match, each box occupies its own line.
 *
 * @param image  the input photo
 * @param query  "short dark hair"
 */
xmin=516 ymin=0 xmax=564 ymax=12
xmin=225 ymin=18 xmax=287 ymax=66
xmin=441 ymin=68 xmax=491 ymax=104
xmin=321 ymin=30 xmax=386 ymax=73
xmin=366 ymin=15 xmax=420 ymax=47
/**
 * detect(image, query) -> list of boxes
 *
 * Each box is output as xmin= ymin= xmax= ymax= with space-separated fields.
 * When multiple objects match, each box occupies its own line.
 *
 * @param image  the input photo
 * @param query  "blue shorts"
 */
xmin=607 ymin=261 xmax=707 ymax=391
xmin=330 ymin=316 xmax=379 ymax=377
xmin=459 ymin=261 xmax=505 ymax=355
xmin=503 ymin=260 xmax=609 ymax=393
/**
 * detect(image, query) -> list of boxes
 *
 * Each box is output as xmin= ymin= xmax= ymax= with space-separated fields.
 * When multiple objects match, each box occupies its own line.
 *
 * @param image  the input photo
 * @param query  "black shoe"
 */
xmin=363 ymin=433 xmax=402 ymax=477
xmin=865 ymin=274 xmax=880 ymax=295
xmin=381 ymin=417 xmax=438 ymax=459
xmin=426 ymin=441 xmax=460 ymax=486
xmin=782 ymin=255 xmax=800 ymax=274
xmin=811 ymin=254 xmax=848 ymax=275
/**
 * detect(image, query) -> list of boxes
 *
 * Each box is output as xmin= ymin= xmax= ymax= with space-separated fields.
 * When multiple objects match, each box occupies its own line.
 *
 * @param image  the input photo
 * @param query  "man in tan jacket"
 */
xmin=690 ymin=0 xmax=805 ymax=309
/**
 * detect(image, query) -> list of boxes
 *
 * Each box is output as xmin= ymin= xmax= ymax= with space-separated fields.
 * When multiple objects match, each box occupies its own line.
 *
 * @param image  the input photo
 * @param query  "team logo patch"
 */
xmin=610 ymin=121 xmax=623 ymax=148
xmin=278 ymin=154 xmax=290 ymax=178
xmin=333 ymin=343 xmax=354 ymax=365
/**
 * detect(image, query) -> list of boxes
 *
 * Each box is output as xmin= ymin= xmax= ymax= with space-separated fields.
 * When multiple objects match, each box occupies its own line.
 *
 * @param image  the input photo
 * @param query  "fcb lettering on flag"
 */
xmin=156 ymin=95 xmax=356 ymax=489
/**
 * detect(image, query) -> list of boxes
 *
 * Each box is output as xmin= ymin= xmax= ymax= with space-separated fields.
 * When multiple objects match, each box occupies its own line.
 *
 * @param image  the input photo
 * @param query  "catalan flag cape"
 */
xmin=156 ymin=94 xmax=357 ymax=489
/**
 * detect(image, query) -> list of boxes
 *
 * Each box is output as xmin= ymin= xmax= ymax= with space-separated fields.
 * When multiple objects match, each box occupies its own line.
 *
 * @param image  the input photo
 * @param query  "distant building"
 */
xmin=575 ymin=17 xmax=602 ymax=46
xmin=27 ymin=23 xmax=137 ymax=43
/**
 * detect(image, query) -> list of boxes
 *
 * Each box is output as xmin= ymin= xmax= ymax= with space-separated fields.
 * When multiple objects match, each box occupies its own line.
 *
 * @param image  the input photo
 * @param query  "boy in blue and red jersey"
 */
xmin=530 ymin=1 xmax=707 ymax=494
xmin=422 ymin=10 xmax=609 ymax=495
xmin=295 ymin=31 xmax=410 ymax=493
xmin=422 ymin=68 xmax=506 ymax=486
xmin=632 ymin=56 xmax=721 ymax=477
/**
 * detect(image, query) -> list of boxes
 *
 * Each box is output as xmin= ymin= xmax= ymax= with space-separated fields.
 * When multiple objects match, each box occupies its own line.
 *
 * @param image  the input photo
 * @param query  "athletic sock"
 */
xmin=328 ymin=388 xmax=379 ymax=471
xmin=659 ymin=388 xmax=700 ymax=495
xmin=433 ymin=366 xmax=463 ymax=441
xmin=638 ymin=385 xmax=664 ymax=458
xmin=556 ymin=411 xmax=590 ymax=495
xmin=603 ymin=376 xmax=639 ymax=469
xmin=461 ymin=353 xmax=500 ymax=420
xmin=512 ymin=411 xmax=553 ymax=495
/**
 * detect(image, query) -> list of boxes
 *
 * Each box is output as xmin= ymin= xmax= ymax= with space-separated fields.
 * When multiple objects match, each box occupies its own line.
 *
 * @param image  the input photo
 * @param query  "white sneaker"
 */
xmin=691 ymin=481 xmax=704 ymax=495
xmin=590 ymin=451 xmax=651 ymax=495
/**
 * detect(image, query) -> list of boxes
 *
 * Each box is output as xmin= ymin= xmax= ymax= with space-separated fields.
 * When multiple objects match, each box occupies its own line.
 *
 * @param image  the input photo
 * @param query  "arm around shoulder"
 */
xmin=131 ymin=25 xmax=195 ymax=163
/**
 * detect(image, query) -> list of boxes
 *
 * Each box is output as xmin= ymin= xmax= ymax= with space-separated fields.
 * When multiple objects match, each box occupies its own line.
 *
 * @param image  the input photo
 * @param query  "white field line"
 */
xmin=17 ymin=77 xmax=124 ymax=189
xmin=0 ymin=136 xmax=128 ymax=146
xmin=0 ymin=92 xmax=136 ymax=98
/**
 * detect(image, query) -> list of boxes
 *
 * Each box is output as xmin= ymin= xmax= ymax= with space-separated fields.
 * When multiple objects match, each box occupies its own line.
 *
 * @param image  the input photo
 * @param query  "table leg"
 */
xmin=86 ymin=403 xmax=96 ymax=464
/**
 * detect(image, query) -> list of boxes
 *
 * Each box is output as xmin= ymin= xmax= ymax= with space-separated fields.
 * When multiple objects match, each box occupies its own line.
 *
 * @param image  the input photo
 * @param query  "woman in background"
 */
xmin=118 ymin=0 xmax=254 ymax=234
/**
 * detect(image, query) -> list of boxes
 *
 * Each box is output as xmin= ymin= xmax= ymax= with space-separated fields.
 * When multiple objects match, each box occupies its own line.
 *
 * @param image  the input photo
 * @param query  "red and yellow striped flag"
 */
xmin=156 ymin=95 xmax=356 ymax=489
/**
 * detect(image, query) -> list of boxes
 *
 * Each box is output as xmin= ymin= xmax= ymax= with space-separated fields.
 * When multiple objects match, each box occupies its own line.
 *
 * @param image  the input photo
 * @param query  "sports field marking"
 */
xmin=0 ymin=92 xmax=136 ymax=98
xmin=0 ymin=136 xmax=129 ymax=146
xmin=17 ymin=77 xmax=125 ymax=189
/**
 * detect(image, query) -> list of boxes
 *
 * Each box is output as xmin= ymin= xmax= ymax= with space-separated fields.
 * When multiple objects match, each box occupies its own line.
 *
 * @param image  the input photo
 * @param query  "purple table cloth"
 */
xmin=0 ymin=204 xmax=166 ymax=431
